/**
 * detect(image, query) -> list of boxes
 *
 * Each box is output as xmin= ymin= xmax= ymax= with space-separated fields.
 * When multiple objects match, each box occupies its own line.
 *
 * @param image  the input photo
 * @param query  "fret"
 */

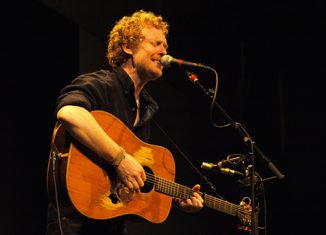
xmin=147 ymin=172 xmax=246 ymax=217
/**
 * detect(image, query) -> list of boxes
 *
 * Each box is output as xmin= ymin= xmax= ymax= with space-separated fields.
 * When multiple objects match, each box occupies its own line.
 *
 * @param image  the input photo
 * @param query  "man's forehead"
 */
xmin=142 ymin=26 xmax=165 ymax=38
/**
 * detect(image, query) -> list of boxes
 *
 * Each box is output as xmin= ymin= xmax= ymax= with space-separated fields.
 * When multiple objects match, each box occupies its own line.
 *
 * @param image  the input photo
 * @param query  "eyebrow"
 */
xmin=146 ymin=38 xmax=168 ymax=49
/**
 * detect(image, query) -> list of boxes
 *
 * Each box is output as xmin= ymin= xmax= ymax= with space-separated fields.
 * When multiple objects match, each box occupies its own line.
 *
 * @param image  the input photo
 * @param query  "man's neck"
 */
xmin=121 ymin=63 xmax=146 ymax=99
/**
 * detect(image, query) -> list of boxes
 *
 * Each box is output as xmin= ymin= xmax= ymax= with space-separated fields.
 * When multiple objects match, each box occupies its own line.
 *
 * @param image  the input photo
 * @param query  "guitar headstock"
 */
xmin=237 ymin=197 xmax=253 ymax=232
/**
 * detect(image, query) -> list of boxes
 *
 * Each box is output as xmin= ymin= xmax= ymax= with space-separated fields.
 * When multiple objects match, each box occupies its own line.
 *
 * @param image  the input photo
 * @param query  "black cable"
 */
xmin=152 ymin=118 xmax=224 ymax=199
xmin=51 ymin=147 xmax=64 ymax=235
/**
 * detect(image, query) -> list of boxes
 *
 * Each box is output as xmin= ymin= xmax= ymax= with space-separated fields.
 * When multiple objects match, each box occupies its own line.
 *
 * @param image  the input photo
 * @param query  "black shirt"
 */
xmin=55 ymin=67 xmax=159 ymax=142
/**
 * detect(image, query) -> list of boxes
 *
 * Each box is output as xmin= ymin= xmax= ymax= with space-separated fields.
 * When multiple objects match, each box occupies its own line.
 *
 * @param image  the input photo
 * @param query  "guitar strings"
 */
xmin=143 ymin=172 xmax=247 ymax=215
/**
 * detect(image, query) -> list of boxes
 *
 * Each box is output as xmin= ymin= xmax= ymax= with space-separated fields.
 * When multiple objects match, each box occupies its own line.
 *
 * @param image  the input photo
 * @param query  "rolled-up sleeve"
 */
xmin=55 ymin=74 xmax=110 ymax=114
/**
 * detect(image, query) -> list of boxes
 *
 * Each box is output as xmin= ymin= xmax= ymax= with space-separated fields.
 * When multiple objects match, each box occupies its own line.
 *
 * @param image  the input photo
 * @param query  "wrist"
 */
xmin=111 ymin=147 xmax=126 ymax=166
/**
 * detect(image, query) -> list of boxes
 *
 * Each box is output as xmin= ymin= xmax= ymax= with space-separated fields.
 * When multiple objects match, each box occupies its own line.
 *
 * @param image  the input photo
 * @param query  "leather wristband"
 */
xmin=111 ymin=147 xmax=126 ymax=166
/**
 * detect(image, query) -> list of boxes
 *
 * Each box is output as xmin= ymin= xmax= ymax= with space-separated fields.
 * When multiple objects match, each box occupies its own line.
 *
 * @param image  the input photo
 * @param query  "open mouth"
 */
xmin=152 ymin=59 xmax=163 ymax=67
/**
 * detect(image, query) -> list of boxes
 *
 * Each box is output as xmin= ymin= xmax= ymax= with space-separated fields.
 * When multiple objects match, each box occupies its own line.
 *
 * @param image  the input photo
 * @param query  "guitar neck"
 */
xmin=146 ymin=172 xmax=246 ymax=217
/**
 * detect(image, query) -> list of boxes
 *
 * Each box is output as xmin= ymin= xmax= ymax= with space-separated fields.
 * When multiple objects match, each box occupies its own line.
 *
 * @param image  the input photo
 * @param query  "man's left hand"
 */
xmin=173 ymin=184 xmax=204 ymax=213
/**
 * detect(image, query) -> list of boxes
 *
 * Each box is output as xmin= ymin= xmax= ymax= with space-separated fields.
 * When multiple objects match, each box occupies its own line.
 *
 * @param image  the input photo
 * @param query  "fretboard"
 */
xmin=146 ymin=172 xmax=246 ymax=217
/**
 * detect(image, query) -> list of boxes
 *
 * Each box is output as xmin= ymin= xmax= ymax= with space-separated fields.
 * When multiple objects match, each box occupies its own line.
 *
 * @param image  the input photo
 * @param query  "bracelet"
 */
xmin=111 ymin=147 xmax=126 ymax=166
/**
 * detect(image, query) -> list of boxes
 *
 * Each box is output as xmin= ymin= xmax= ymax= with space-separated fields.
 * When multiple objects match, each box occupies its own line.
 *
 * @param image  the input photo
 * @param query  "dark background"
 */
xmin=1 ymin=1 xmax=325 ymax=234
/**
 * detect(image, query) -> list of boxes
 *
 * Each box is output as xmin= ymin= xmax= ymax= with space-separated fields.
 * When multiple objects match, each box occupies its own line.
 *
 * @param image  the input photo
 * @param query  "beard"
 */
xmin=137 ymin=62 xmax=163 ymax=82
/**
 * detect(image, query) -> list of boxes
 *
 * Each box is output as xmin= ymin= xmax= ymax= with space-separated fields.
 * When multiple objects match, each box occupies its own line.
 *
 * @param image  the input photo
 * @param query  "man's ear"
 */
xmin=121 ymin=43 xmax=133 ymax=56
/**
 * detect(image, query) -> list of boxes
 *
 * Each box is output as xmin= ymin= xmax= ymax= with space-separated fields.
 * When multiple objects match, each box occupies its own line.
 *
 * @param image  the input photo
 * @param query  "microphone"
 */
xmin=161 ymin=55 xmax=210 ymax=69
xmin=201 ymin=163 xmax=244 ymax=177
xmin=217 ymin=156 xmax=243 ymax=168
xmin=201 ymin=156 xmax=244 ymax=177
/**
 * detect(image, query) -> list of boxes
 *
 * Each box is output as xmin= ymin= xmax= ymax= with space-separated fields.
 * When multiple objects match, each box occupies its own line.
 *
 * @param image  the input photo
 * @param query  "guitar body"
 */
xmin=46 ymin=110 xmax=175 ymax=223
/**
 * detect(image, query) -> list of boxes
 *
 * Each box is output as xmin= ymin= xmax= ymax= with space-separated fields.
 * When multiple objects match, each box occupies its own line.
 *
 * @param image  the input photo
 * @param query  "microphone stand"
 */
xmin=185 ymin=70 xmax=285 ymax=235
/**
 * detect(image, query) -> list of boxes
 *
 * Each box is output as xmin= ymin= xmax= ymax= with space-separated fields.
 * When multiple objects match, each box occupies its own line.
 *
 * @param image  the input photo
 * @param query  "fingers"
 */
xmin=174 ymin=195 xmax=204 ymax=213
xmin=116 ymin=154 xmax=146 ymax=192
xmin=191 ymin=184 xmax=204 ymax=205
xmin=192 ymin=184 xmax=201 ymax=191
xmin=128 ymin=175 xmax=145 ymax=191
xmin=178 ymin=196 xmax=203 ymax=213
xmin=193 ymin=191 xmax=204 ymax=201
xmin=173 ymin=184 xmax=204 ymax=213
xmin=188 ymin=194 xmax=204 ymax=207
xmin=136 ymin=174 xmax=145 ymax=188
xmin=125 ymin=180 xmax=134 ymax=191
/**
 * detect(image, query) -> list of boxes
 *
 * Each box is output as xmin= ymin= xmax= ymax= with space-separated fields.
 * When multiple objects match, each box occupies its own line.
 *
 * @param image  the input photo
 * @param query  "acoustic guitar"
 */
xmin=46 ymin=110 xmax=251 ymax=228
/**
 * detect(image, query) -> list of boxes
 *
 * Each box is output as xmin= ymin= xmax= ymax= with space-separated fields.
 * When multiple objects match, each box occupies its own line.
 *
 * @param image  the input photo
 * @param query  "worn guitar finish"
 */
xmin=46 ymin=110 xmax=251 ymax=225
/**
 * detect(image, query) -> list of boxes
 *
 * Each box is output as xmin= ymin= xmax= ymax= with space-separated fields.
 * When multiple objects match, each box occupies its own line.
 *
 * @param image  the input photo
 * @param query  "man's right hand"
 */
xmin=114 ymin=153 xmax=146 ymax=191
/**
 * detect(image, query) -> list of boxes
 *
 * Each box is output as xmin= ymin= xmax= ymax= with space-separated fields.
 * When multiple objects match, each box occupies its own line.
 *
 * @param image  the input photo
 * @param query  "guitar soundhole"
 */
xmin=142 ymin=166 xmax=154 ymax=193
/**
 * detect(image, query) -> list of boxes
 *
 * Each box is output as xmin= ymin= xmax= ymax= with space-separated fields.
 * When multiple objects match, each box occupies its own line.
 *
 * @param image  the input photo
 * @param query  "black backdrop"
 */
xmin=1 ymin=1 xmax=325 ymax=234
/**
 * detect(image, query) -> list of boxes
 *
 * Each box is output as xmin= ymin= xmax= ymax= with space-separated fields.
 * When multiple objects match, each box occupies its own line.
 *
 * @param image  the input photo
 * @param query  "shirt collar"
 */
xmin=114 ymin=67 xmax=159 ymax=126
xmin=114 ymin=67 xmax=134 ymax=97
